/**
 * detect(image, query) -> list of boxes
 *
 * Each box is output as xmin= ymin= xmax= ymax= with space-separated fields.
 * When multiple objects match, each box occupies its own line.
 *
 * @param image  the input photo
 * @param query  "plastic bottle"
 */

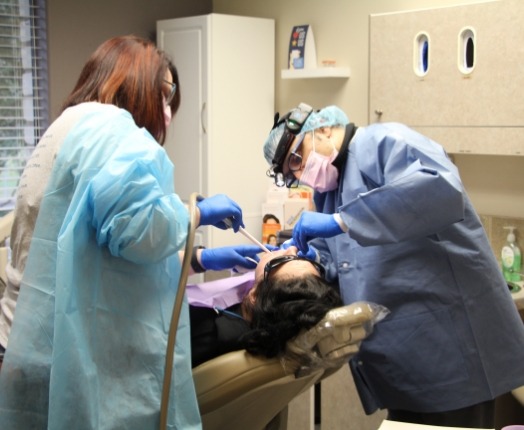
xmin=501 ymin=226 xmax=522 ymax=283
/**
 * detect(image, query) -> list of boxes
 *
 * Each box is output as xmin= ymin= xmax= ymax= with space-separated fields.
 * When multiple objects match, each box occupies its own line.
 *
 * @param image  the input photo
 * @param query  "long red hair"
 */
xmin=61 ymin=35 xmax=180 ymax=145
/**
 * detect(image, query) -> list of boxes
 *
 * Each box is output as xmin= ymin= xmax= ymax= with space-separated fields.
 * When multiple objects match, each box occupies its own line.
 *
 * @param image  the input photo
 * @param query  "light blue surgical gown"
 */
xmin=0 ymin=103 xmax=201 ymax=429
xmin=312 ymin=122 xmax=524 ymax=414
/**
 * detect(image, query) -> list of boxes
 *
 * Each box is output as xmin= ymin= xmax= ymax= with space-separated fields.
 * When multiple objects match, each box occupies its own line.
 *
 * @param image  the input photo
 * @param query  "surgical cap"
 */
xmin=263 ymin=105 xmax=350 ymax=165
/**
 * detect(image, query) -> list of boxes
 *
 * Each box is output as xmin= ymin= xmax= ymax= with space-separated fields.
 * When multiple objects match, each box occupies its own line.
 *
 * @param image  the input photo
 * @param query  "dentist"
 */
xmin=263 ymin=103 xmax=524 ymax=428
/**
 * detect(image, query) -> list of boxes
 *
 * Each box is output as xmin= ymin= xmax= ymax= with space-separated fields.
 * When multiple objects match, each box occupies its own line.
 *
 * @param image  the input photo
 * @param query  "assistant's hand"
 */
xmin=197 ymin=194 xmax=244 ymax=231
xmin=200 ymin=245 xmax=264 ymax=271
xmin=292 ymin=212 xmax=344 ymax=253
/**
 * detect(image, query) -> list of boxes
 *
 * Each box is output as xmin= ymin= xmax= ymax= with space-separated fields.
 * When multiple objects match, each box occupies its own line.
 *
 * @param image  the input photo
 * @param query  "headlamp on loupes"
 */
xmin=266 ymin=102 xmax=313 ymax=187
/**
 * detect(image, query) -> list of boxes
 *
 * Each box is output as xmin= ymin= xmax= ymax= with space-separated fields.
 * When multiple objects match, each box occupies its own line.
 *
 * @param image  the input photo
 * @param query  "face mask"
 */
xmin=300 ymin=131 xmax=339 ymax=192
xmin=163 ymin=98 xmax=172 ymax=129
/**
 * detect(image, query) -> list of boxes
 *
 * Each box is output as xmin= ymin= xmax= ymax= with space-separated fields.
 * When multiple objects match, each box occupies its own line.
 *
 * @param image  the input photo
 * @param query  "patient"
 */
xmin=189 ymin=246 xmax=342 ymax=367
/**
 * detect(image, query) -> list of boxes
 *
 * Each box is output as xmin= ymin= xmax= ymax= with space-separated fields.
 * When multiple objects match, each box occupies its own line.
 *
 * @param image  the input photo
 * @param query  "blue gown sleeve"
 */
xmin=310 ymin=236 xmax=339 ymax=282
xmin=339 ymin=123 xmax=465 ymax=246
xmin=88 ymin=128 xmax=189 ymax=264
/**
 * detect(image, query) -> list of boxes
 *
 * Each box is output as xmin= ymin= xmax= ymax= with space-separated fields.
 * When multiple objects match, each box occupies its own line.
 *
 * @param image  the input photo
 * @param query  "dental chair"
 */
xmin=160 ymin=193 xmax=380 ymax=430
xmin=193 ymin=301 xmax=375 ymax=430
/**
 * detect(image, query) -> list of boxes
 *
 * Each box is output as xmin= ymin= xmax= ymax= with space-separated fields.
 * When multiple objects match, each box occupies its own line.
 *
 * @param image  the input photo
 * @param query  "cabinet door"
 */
xmin=157 ymin=16 xmax=209 ymax=264
xmin=158 ymin=15 xmax=275 ymax=249
xmin=157 ymin=16 xmax=208 ymax=202
xmin=369 ymin=0 xmax=524 ymax=155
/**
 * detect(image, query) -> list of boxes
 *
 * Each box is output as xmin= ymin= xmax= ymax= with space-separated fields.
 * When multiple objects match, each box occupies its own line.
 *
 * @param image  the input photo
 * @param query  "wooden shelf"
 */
xmin=281 ymin=67 xmax=350 ymax=79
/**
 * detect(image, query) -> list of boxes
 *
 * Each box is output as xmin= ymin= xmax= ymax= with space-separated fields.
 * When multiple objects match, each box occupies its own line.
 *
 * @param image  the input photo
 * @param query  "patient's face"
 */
xmin=242 ymin=246 xmax=324 ymax=321
xmin=253 ymin=246 xmax=320 ymax=287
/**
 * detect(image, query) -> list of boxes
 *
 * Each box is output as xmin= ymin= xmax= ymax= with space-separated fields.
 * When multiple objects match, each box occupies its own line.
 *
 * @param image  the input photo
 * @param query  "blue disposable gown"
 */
xmin=312 ymin=122 xmax=524 ymax=414
xmin=0 ymin=104 xmax=201 ymax=429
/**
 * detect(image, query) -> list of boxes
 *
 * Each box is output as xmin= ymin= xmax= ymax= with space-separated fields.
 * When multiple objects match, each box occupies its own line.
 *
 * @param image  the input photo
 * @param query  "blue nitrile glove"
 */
xmin=297 ymin=245 xmax=319 ymax=262
xmin=197 ymin=194 xmax=244 ymax=232
xmin=292 ymin=212 xmax=343 ymax=253
xmin=200 ymin=245 xmax=263 ymax=271
xmin=281 ymin=239 xmax=318 ymax=261
xmin=280 ymin=239 xmax=295 ymax=250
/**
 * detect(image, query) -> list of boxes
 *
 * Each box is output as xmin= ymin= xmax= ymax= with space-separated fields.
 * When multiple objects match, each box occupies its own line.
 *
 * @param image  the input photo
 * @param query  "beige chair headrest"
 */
xmin=285 ymin=301 xmax=388 ymax=375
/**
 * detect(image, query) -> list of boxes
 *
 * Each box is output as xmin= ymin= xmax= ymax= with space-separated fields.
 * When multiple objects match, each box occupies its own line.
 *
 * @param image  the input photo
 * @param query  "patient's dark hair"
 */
xmin=241 ymin=274 xmax=342 ymax=358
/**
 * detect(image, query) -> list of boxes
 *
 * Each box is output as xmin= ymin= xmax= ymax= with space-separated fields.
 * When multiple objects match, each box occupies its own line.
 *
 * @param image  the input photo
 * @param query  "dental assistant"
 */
xmin=0 ymin=35 xmax=245 ymax=430
xmin=263 ymin=104 xmax=524 ymax=427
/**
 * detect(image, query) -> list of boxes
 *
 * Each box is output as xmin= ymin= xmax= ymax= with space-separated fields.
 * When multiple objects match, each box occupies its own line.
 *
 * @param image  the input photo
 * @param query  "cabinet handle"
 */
xmin=201 ymin=102 xmax=207 ymax=134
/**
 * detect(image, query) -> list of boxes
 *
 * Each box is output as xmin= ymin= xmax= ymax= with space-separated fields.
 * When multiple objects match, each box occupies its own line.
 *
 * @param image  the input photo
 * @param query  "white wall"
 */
xmin=213 ymin=0 xmax=490 ymax=123
xmin=213 ymin=0 xmax=524 ymax=219
xmin=47 ymin=0 xmax=212 ymax=120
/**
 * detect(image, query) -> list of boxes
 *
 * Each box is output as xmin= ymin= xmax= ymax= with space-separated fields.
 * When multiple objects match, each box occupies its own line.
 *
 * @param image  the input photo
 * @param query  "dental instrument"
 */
xmin=238 ymin=226 xmax=272 ymax=254
xmin=223 ymin=218 xmax=272 ymax=254
xmin=245 ymin=257 xmax=258 ymax=265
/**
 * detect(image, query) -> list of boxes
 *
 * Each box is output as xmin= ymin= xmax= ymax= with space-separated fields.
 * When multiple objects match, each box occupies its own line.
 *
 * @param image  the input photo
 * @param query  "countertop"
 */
xmin=378 ymin=420 xmax=493 ymax=430
xmin=510 ymin=281 xmax=524 ymax=310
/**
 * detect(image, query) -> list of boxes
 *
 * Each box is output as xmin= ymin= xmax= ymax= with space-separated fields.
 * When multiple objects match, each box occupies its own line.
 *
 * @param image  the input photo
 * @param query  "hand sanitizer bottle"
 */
xmin=501 ymin=226 xmax=522 ymax=283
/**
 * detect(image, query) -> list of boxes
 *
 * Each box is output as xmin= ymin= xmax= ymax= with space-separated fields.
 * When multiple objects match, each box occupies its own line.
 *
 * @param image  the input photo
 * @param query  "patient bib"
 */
xmin=186 ymin=271 xmax=255 ymax=309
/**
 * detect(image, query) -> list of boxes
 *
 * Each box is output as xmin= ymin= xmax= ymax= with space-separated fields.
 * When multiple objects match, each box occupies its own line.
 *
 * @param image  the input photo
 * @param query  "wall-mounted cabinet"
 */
xmin=369 ymin=0 xmax=524 ymax=156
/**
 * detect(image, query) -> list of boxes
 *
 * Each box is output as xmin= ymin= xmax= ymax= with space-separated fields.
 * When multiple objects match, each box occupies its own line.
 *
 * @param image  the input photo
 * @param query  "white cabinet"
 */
xmin=157 ymin=14 xmax=275 ymax=249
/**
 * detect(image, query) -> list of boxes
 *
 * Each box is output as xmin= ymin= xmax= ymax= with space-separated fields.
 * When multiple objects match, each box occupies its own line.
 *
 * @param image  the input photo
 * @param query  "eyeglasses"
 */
xmin=266 ymin=104 xmax=313 ymax=188
xmin=284 ymin=133 xmax=306 ymax=188
xmin=163 ymin=79 xmax=177 ymax=105
xmin=266 ymin=133 xmax=305 ymax=188
xmin=263 ymin=255 xmax=325 ymax=285
xmin=287 ymin=134 xmax=304 ymax=170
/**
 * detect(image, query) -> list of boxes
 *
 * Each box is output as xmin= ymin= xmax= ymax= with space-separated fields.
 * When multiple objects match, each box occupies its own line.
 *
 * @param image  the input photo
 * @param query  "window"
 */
xmin=0 ymin=0 xmax=48 ymax=213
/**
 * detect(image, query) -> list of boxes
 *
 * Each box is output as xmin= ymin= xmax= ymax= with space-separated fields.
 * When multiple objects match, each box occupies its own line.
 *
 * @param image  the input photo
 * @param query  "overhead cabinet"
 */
xmin=157 ymin=14 xmax=275 ymax=250
xmin=369 ymin=0 xmax=524 ymax=156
